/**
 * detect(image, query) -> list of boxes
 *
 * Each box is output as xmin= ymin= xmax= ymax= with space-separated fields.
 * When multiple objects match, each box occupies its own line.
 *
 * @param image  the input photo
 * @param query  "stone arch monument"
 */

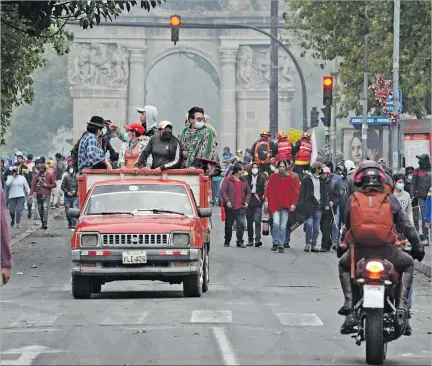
xmin=67 ymin=4 xmax=295 ymax=151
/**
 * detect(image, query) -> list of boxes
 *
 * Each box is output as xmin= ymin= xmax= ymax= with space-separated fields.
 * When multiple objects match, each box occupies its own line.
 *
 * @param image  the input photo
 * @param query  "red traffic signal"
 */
xmin=323 ymin=76 xmax=333 ymax=87
xmin=170 ymin=15 xmax=181 ymax=27
xmin=323 ymin=76 xmax=333 ymax=105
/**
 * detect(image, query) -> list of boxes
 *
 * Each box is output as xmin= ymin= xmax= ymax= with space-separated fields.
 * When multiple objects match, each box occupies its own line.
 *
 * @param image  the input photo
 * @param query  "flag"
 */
xmin=310 ymin=130 xmax=318 ymax=164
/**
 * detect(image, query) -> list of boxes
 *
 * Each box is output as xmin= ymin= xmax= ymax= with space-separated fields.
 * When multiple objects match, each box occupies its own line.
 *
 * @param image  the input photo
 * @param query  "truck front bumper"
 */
xmin=71 ymin=248 xmax=201 ymax=277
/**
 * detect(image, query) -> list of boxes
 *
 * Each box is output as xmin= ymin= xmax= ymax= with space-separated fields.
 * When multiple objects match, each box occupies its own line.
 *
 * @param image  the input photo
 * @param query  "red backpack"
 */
xmin=254 ymin=141 xmax=271 ymax=164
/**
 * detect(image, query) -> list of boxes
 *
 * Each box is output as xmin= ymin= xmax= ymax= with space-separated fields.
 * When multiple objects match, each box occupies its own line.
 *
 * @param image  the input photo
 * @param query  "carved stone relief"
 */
xmin=236 ymin=45 xmax=295 ymax=88
xmin=68 ymin=43 xmax=130 ymax=88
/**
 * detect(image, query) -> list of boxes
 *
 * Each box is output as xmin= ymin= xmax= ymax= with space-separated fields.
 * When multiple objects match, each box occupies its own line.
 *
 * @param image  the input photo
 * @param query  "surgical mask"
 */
xmin=251 ymin=168 xmax=259 ymax=175
xmin=396 ymin=183 xmax=404 ymax=191
xmin=69 ymin=168 xmax=74 ymax=174
xmin=407 ymin=174 xmax=412 ymax=182
xmin=161 ymin=131 xmax=172 ymax=140
xmin=194 ymin=121 xmax=204 ymax=129
xmin=102 ymin=127 xmax=107 ymax=135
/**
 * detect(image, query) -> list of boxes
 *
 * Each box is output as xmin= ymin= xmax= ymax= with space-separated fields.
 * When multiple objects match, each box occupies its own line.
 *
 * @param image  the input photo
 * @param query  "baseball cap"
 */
xmin=137 ymin=107 xmax=146 ymax=113
xmin=124 ymin=123 xmax=145 ymax=135
xmin=159 ymin=120 xmax=173 ymax=129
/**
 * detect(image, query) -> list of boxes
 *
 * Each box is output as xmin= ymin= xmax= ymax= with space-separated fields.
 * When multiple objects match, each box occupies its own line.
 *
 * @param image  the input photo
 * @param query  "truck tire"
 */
xmin=365 ymin=309 xmax=385 ymax=365
xmin=202 ymin=248 xmax=209 ymax=293
xmin=92 ymin=280 xmax=102 ymax=294
xmin=72 ymin=275 xmax=92 ymax=299
xmin=183 ymin=257 xmax=203 ymax=298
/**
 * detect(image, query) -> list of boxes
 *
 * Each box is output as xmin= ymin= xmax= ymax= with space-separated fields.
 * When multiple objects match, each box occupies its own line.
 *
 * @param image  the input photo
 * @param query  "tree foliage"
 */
xmin=1 ymin=1 xmax=164 ymax=145
xmin=284 ymin=0 xmax=431 ymax=118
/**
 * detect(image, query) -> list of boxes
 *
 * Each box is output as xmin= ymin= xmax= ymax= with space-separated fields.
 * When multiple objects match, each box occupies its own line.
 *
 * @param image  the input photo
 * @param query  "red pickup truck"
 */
xmin=68 ymin=169 xmax=212 ymax=299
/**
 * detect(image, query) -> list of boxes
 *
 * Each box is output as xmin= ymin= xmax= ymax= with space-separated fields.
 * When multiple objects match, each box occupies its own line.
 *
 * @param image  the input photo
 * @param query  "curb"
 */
xmin=11 ymin=208 xmax=64 ymax=248
xmin=415 ymin=260 xmax=431 ymax=278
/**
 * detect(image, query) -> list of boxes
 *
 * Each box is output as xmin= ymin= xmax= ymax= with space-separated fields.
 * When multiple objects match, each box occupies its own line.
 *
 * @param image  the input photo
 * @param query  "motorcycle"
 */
xmin=350 ymin=245 xmax=409 ymax=365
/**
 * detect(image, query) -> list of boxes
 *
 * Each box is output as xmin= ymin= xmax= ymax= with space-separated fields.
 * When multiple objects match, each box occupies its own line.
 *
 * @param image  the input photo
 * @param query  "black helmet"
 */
xmin=353 ymin=160 xmax=386 ymax=188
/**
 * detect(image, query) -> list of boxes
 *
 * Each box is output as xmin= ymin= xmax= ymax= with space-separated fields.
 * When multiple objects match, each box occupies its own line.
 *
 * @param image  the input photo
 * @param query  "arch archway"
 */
xmin=145 ymin=48 xmax=221 ymax=133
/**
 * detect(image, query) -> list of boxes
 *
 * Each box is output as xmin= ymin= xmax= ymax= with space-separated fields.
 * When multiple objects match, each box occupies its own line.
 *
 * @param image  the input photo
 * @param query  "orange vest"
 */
xmin=277 ymin=139 xmax=293 ymax=161
xmin=295 ymin=139 xmax=312 ymax=166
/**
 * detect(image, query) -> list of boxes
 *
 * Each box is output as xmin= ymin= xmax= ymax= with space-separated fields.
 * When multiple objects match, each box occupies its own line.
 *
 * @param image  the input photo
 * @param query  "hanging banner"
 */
xmin=404 ymin=133 xmax=431 ymax=168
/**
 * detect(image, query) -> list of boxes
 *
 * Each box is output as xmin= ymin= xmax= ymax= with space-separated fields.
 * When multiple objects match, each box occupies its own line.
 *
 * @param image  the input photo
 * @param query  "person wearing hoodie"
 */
xmin=61 ymin=165 xmax=79 ymax=229
xmin=297 ymin=162 xmax=327 ymax=252
xmin=263 ymin=159 xmax=299 ymax=253
xmin=245 ymin=162 xmax=266 ymax=247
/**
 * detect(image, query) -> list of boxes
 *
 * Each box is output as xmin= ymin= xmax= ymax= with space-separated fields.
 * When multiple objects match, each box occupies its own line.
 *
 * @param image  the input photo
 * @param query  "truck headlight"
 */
xmin=81 ymin=234 xmax=99 ymax=247
xmin=172 ymin=233 xmax=190 ymax=246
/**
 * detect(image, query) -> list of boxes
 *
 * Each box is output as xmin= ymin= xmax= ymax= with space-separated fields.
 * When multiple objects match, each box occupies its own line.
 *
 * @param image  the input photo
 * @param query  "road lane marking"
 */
xmin=9 ymin=313 xmax=59 ymax=328
xmin=212 ymin=327 xmax=239 ymax=366
xmin=1 ymin=345 xmax=63 ymax=365
xmin=191 ymin=310 xmax=232 ymax=324
xmin=2 ymin=328 xmax=60 ymax=333
xmin=276 ymin=313 xmax=324 ymax=326
xmin=101 ymin=312 xmax=149 ymax=325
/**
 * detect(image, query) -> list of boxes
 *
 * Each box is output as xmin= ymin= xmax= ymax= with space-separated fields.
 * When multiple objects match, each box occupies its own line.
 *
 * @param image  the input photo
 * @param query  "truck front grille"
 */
xmin=102 ymin=234 xmax=169 ymax=246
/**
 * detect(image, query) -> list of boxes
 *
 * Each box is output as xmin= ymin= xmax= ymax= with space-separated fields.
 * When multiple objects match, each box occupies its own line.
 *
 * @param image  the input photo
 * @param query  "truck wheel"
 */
xmin=202 ymin=249 xmax=209 ymax=293
xmin=183 ymin=257 xmax=203 ymax=298
xmin=72 ymin=275 xmax=92 ymax=299
xmin=92 ymin=280 xmax=102 ymax=294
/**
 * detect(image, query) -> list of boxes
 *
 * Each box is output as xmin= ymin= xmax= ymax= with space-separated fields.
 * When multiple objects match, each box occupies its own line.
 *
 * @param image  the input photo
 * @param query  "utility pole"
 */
xmin=331 ymin=59 xmax=338 ymax=170
xmin=361 ymin=5 xmax=369 ymax=161
xmin=269 ymin=0 xmax=279 ymax=138
xmin=391 ymin=0 xmax=400 ymax=172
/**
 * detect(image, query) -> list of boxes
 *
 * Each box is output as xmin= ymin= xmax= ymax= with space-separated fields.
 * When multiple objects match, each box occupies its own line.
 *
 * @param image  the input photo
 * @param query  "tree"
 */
xmin=1 ymin=1 xmax=164 ymax=144
xmin=284 ymin=0 xmax=431 ymax=119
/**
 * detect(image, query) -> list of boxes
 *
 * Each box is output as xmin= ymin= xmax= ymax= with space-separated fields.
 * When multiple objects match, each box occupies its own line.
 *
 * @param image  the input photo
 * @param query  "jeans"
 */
xmin=408 ymin=286 xmax=413 ymax=309
xmin=52 ymin=180 xmax=64 ymax=206
xmin=37 ymin=194 xmax=50 ymax=227
xmin=64 ymin=197 xmax=78 ymax=226
xmin=331 ymin=207 xmax=340 ymax=247
xmin=306 ymin=210 xmax=322 ymax=246
xmin=9 ymin=196 xmax=25 ymax=224
xmin=418 ymin=198 xmax=429 ymax=239
xmin=272 ymin=209 xmax=289 ymax=248
xmin=246 ymin=205 xmax=262 ymax=242
xmin=224 ymin=207 xmax=246 ymax=244
xmin=211 ymin=179 xmax=221 ymax=203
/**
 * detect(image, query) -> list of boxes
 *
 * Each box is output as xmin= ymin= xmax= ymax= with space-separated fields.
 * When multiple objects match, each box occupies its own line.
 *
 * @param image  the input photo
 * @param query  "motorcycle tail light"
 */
xmin=366 ymin=261 xmax=385 ymax=279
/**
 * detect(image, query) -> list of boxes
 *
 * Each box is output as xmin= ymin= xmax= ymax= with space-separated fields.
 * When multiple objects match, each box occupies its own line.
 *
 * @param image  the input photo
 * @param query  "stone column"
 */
xmin=219 ymin=47 xmax=238 ymax=151
xmin=127 ymin=47 xmax=147 ymax=123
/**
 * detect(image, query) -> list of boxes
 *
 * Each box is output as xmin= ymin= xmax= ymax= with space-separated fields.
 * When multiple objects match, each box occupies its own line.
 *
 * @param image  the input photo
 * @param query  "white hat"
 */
xmin=15 ymin=151 xmax=23 ymax=158
xmin=137 ymin=107 xmax=146 ymax=113
xmin=159 ymin=120 xmax=173 ymax=129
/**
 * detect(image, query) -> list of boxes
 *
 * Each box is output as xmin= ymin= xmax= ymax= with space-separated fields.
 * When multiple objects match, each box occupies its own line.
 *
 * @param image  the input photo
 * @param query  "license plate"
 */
xmin=122 ymin=251 xmax=147 ymax=264
xmin=363 ymin=285 xmax=385 ymax=308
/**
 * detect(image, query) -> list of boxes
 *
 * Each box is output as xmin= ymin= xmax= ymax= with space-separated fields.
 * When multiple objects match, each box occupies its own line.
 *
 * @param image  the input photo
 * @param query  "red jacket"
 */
xmin=264 ymin=173 xmax=299 ymax=213
xmin=30 ymin=172 xmax=56 ymax=196
xmin=221 ymin=173 xmax=251 ymax=209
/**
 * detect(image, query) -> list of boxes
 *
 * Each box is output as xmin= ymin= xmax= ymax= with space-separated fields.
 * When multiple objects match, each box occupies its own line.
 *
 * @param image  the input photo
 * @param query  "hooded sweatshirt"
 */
xmin=144 ymin=105 xmax=158 ymax=131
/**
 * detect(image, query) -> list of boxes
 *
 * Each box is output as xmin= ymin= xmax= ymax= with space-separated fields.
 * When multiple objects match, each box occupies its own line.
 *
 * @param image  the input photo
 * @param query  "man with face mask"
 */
xmin=61 ymin=165 xmax=78 ymax=229
xmin=179 ymin=106 xmax=219 ymax=169
xmin=134 ymin=120 xmax=182 ymax=172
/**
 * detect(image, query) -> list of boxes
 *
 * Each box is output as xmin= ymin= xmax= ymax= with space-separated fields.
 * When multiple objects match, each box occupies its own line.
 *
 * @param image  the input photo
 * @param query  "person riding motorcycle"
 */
xmin=337 ymin=161 xmax=424 ymax=335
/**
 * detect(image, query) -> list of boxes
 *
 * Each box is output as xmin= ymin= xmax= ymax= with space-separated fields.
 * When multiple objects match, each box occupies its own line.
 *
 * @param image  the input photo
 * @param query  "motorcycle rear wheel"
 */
xmin=365 ymin=309 xmax=385 ymax=365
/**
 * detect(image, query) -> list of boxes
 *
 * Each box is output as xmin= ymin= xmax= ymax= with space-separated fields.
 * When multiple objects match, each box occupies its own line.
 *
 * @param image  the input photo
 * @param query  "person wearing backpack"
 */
xmin=275 ymin=131 xmax=293 ymax=162
xmin=336 ymin=160 xmax=424 ymax=335
xmin=250 ymin=130 xmax=277 ymax=176
xmin=293 ymin=132 xmax=313 ymax=179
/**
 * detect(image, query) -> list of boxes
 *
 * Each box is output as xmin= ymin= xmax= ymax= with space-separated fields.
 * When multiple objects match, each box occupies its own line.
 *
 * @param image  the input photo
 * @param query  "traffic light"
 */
xmin=170 ymin=15 xmax=181 ymax=45
xmin=323 ymin=76 xmax=333 ymax=105
xmin=310 ymin=107 xmax=319 ymax=128
xmin=321 ymin=105 xmax=331 ymax=127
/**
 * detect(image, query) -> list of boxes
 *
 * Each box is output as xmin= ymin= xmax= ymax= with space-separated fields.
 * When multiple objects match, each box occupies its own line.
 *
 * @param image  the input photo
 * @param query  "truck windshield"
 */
xmin=85 ymin=184 xmax=194 ymax=216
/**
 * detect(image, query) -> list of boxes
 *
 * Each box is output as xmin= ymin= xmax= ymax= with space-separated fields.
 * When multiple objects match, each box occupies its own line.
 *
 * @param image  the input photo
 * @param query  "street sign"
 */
xmin=386 ymin=88 xmax=402 ymax=113
xmin=350 ymin=116 xmax=393 ymax=125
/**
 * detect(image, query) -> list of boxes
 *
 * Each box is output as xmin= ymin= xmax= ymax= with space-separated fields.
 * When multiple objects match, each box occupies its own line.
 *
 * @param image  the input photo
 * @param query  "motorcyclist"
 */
xmin=337 ymin=160 xmax=424 ymax=335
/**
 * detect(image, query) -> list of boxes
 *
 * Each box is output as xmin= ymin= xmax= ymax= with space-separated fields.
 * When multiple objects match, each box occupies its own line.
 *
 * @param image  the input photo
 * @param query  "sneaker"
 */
xmin=42 ymin=225 xmax=48 ymax=230
xmin=271 ymin=245 xmax=277 ymax=252
xmin=284 ymin=243 xmax=290 ymax=248
xmin=10 ymin=220 xmax=14 ymax=227
xmin=247 ymin=240 xmax=254 ymax=247
xmin=278 ymin=247 xmax=284 ymax=253
xmin=255 ymin=241 xmax=263 ymax=247
xmin=304 ymin=244 xmax=311 ymax=252
xmin=224 ymin=242 xmax=230 ymax=247
xmin=236 ymin=241 xmax=246 ymax=248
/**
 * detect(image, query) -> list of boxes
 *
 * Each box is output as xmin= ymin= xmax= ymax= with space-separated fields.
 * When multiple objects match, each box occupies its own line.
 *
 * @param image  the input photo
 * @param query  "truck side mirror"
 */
xmin=68 ymin=208 xmax=81 ymax=218
xmin=197 ymin=207 xmax=212 ymax=218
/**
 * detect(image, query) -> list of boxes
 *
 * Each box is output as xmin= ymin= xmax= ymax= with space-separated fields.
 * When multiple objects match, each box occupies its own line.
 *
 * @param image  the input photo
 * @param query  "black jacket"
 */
xmin=323 ymin=175 xmax=341 ymax=207
xmin=297 ymin=174 xmax=327 ymax=208
xmin=245 ymin=172 xmax=266 ymax=207
xmin=135 ymin=134 xmax=182 ymax=170
xmin=411 ymin=167 xmax=431 ymax=200
xmin=61 ymin=174 xmax=78 ymax=197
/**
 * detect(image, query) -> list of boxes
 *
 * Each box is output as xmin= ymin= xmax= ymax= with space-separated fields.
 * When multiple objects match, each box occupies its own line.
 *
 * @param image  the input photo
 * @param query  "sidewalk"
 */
xmin=415 ymin=245 xmax=431 ymax=277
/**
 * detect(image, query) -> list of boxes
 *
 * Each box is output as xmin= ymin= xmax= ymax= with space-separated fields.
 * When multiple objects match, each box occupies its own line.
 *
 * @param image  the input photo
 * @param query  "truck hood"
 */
xmin=77 ymin=215 xmax=198 ymax=233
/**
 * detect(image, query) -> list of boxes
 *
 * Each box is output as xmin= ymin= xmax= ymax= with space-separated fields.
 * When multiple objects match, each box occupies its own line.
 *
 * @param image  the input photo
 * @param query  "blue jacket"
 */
xmin=425 ymin=187 xmax=432 ymax=224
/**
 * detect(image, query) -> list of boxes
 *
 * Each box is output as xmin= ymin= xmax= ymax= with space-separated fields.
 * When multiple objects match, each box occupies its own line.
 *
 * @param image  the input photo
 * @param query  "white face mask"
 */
xmin=102 ymin=127 xmax=107 ymax=135
xmin=194 ymin=121 xmax=204 ymax=129
xmin=69 ymin=168 xmax=74 ymax=174
xmin=251 ymin=168 xmax=259 ymax=175
xmin=396 ymin=182 xmax=404 ymax=191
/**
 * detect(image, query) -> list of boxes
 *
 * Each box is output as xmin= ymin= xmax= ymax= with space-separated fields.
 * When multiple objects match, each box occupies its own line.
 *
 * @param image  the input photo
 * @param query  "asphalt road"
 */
xmin=1 ymin=209 xmax=431 ymax=365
